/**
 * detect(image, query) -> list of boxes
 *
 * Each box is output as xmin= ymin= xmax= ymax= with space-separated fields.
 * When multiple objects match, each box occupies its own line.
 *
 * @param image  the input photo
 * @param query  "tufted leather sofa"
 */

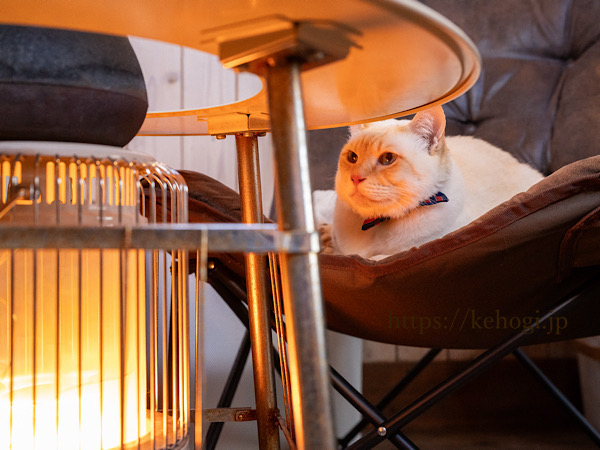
xmin=307 ymin=0 xmax=600 ymax=186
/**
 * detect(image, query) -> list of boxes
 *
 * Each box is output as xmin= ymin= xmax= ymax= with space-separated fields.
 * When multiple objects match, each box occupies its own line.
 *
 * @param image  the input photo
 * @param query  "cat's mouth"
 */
xmin=348 ymin=189 xmax=391 ymax=211
xmin=349 ymin=189 xmax=373 ymax=203
xmin=350 ymin=186 xmax=387 ymax=204
xmin=346 ymin=186 xmax=418 ymax=219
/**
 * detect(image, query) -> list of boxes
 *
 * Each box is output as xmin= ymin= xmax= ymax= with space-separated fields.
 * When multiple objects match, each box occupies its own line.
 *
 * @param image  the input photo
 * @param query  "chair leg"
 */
xmin=330 ymin=366 xmax=418 ymax=449
xmin=339 ymin=348 xmax=441 ymax=447
xmin=513 ymin=348 xmax=600 ymax=446
xmin=347 ymin=285 xmax=587 ymax=449
xmin=208 ymin=261 xmax=250 ymax=329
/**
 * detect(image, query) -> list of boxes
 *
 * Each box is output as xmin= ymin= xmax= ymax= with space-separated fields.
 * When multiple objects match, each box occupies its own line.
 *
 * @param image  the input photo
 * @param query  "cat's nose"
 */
xmin=351 ymin=174 xmax=366 ymax=186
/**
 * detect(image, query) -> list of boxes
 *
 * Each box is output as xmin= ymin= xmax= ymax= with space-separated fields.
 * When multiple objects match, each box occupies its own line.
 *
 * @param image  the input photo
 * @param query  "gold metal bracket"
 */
xmin=205 ymin=15 xmax=360 ymax=74
xmin=205 ymin=112 xmax=270 ymax=136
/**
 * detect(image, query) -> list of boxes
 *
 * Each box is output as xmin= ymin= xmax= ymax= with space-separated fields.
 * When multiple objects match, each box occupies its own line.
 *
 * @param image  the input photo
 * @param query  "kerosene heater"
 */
xmin=0 ymin=25 xmax=191 ymax=449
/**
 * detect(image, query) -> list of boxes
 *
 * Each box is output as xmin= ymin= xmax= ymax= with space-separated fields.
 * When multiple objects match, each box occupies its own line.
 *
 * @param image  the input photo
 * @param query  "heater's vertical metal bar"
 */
xmin=97 ymin=161 xmax=105 ymax=226
xmin=4 ymin=160 xmax=12 ymax=449
xmin=32 ymin=248 xmax=38 ymax=448
xmin=32 ymin=155 xmax=41 ymax=448
xmin=120 ymin=246 xmax=127 ymax=449
xmin=161 ymin=247 xmax=169 ymax=447
xmin=136 ymin=256 xmax=142 ymax=448
xmin=152 ymin=249 xmax=160 ymax=450
xmin=178 ymin=248 xmax=188 ymax=437
xmin=99 ymin=246 xmax=105 ymax=450
xmin=173 ymin=168 xmax=184 ymax=440
xmin=171 ymin=248 xmax=178 ymax=442
xmin=265 ymin=57 xmax=336 ymax=450
xmin=33 ymin=155 xmax=40 ymax=223
xmin=149 ymin=250 xmax=157 ymax=450
xmin=161 ymin=213 xmax=169 ymax=446
xmin=77 ymin=251 xmax=83 ymax=448
xmin=235 ymin=132 xmax=281 ymax=450
xmin=149 ymin=246 xmax=157 ymax=450
xmin=183 ymin=249 xmax=190 ymax=435
xmin=132 ymin=165 xmax=142 ymax=450
xmin=195 ymin=239 xmax=206 ymax=449
xmin=166 ymin=169 xmax=182 ymax=443
xmin=144 ymin=172 xmax=158 ymax=450
xmin=138 ymin=251 xmax=144 ymax=450
xmin=117 ymin=164 xmax=127 ymax=449
xmin=269 ymin=253 xmax=294 ymax=438
xmin=54 ymin=156 xmax=61 ymax=450
xmin=160 ymin=173 xmax=179 ymax=443
xmin=97 ymin=161 xmax=105 ymax=450
xmin=176 ymin=170 xmax=190 ymax=439
xmin=172 ymin=175 xmax=185 ymax=442
xmin=55 ymin=157 xmax=61 ymax=224
xmin=9 ymin=249 xmax=15 ymax=449
xmin=176 ymin=250 xmax=183 ymax=439
xmin=160 ymin=178 xmax=169 ymax=446
xmin=163 ymin=174 xmax=180 ymax=444
xmin=76 ymin=158 xmax=84 ymax=450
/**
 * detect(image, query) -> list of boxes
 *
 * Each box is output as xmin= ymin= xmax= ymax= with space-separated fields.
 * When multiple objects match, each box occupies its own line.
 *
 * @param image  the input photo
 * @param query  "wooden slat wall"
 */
xmin=127 ymin=37 xmax=274 ymax=208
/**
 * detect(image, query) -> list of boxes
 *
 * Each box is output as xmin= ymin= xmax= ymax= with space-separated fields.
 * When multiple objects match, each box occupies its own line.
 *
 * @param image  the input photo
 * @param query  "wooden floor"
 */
xmin=377 ymin=428 xmax=598 ymax=449
xmin=360 ymin=356 xmax=599 ymax=449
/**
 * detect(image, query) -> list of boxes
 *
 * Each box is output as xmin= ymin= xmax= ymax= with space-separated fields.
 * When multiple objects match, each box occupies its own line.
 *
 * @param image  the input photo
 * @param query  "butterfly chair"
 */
xmin=181 ymin=0 xmax=600 ymax=447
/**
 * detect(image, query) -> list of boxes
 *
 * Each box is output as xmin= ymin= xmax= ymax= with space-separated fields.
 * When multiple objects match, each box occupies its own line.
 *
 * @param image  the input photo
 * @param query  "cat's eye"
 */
xmin=347 ymin=151 xmax=358 ymax=164
xmin=378 ymin=152 xmax=398 ymax=165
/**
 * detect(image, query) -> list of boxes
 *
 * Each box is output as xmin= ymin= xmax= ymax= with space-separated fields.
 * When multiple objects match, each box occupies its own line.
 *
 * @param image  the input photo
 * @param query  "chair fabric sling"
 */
xmin=179 ymin=160 xmax=600 ymax=348
xmin=177 ymin=163 xmax=600 ymax=447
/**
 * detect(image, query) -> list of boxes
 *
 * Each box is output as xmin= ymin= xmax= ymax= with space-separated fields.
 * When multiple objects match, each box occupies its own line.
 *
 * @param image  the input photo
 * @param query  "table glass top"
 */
xmin=1 ymin=0 xmax=480 ymax=135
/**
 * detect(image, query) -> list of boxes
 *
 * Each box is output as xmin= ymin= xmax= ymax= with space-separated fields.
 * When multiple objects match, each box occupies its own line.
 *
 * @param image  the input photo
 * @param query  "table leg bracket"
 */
xmin=204 ymin=407 xmax=258 ymax=423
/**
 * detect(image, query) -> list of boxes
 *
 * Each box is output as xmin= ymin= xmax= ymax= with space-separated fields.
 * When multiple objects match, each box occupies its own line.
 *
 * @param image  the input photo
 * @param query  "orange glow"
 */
xmin=0 ymin=248 xmax=148 ymax=450
xmin=0 ymin=154 xmax=149 ymax=449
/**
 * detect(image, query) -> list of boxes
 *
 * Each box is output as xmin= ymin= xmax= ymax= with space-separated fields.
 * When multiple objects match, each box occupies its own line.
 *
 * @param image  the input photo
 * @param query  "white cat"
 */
xmin=315 ymin=106 xmax=544 ymax=260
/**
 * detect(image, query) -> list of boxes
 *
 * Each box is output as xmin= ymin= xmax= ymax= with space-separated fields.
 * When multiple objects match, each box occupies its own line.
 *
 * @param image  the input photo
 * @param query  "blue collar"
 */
xmin=361 ymin=191 xmax=448 ymax=231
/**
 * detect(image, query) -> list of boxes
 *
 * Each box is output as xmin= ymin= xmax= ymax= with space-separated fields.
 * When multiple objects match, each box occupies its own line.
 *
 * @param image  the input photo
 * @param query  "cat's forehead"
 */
xmin=346 ymin=126 xmax=414 ymax=152
xmin=347 ymin=132 xmax=386 ymax=150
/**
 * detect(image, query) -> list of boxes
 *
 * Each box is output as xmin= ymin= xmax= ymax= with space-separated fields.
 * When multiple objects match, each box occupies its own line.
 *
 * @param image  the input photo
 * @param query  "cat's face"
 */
xmin=335 ymin=107 xmax=449 ymax=219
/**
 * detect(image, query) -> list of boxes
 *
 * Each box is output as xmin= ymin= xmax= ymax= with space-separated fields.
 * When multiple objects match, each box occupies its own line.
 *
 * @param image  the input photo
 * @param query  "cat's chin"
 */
xmin=344 ymin=199 xmax=414 ymax=220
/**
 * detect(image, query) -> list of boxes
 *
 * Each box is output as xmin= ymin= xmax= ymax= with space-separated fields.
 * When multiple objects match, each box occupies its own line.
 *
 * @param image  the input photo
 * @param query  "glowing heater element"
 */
xmin=0 ymin=143 xmax=188 ymax=449
xmin=1 ymin=248 xmax=147 ymax=450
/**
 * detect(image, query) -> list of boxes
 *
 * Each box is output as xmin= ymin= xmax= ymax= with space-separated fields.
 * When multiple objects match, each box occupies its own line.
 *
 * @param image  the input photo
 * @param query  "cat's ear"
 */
xmin=349 ymin=123 xmax=367 ymax=137
xmin=408 ymin=106 xmax=446 ymax=153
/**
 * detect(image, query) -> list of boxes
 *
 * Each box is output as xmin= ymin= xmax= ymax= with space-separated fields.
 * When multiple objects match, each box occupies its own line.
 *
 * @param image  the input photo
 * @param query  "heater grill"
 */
xmin=0 ymin=141 xmax=190 ymax=450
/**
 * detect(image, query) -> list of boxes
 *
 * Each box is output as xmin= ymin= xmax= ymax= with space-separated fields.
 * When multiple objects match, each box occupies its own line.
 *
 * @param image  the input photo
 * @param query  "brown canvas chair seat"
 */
xmin=180 ymin=154 xmax=600 ymax=350
xmin=320 ymin=156 xmax=600 ymax=348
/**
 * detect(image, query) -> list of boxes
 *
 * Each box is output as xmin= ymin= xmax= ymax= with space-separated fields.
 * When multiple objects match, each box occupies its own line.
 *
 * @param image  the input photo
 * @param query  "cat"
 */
xmin=314 ymin=106 xmax=544 ymax=260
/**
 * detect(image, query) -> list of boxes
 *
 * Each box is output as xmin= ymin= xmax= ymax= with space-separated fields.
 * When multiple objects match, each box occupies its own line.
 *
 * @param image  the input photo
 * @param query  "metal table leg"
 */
xmin=236 ymin=132 xmax=281 ymax=450
xmin=265 ymin=57 xmax=336 ymax=450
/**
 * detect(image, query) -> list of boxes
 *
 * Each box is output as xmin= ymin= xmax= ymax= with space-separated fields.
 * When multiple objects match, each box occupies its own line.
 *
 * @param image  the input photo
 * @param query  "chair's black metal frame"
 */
xmin=203 ymin=258 xmax=600 ymax=449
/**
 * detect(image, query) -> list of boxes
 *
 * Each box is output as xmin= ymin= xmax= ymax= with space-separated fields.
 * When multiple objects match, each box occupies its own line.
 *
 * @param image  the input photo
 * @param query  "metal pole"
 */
xmin=235 ymin=132 xmax=281 ymax=450
xmin=265 ymin=57 xmax=336 ymax=450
